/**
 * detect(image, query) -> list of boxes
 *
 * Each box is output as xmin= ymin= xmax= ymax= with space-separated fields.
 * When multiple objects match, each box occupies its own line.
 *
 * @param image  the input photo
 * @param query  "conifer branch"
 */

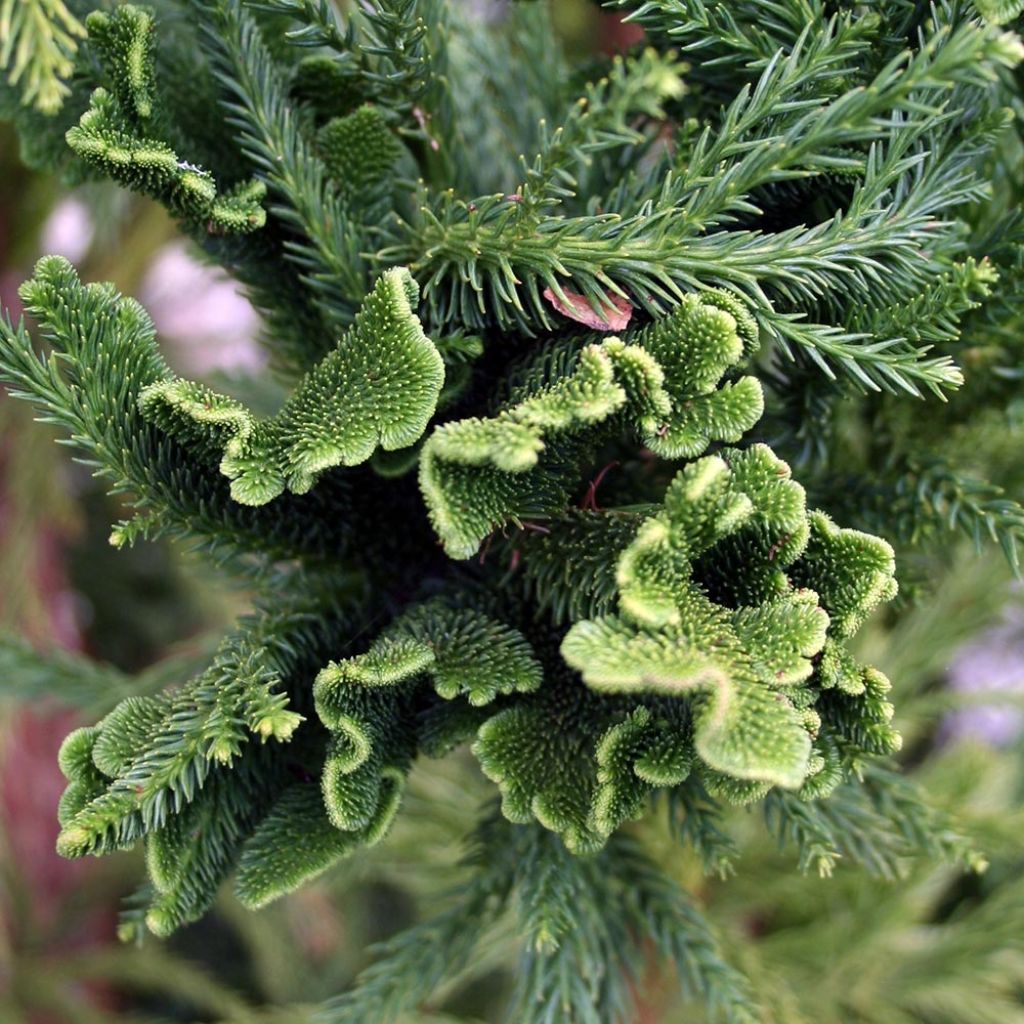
xmin=194 ymin=0 xmax=368 ymax=328
xmin=246 ymin=0 xmax=350 ymax=51
xmin=384 ymin=166 xmax=970 ymax=391
xmin=55 ymin=607 xmax=310 ymax=859
xmin=421 ymin=291 xmax=762 ymax=557
xmin=604 ymin=0 xmax=832 ymax=69
xmin=508 ymin=47 xmax=685 ymax=221
xmin=1 ymin=3 xmax=1018 ymax=1017
xmin=317 ymin=814 xmax=519 ymax=1024
xmin=663 ymin=780 xmax=740 ymax=878
xmin=0 ymin=0 xmax=84 ymax=113
xmin=764 ymin=763 xmax=985 ymax=880
xmin=0 ymin=257 xmax=359 ymax=563
xmin=832 ymin=456 xmax=1024 ymax=574
xmin=387 ymin=11 xmax=1021 ymax=391
xmin=66 ymin=6 xmax=267 ymax=233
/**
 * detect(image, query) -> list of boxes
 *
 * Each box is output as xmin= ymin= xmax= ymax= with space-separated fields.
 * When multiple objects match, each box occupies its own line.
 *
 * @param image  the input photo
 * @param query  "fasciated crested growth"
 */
xmin=140 ymin=266 xmax=444 ymax=503
xmin=67 ymin=5 xmax=266 ymax=232
xmin=1 ymin=0 xmax=1016 ymax=1020
xmin=421 ymin=291 xmax=764 ymax=557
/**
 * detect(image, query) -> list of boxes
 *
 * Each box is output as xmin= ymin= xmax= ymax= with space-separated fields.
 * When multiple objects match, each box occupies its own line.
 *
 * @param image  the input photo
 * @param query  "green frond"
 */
xmin=832 ymin=456 xmax=1024 ymax=575
xmin=234 ymin=783 xmax=369 ymax=909
xmin=848 ymin=257 xmax=999 ymax=346
xmin=385 ymin=12 xmax=1019 ymax=394
xmin=257 ymin=0 xmax=462 ymax=177
xmin=506 ymin=46 xmax=686 ymax=221
xmin=420 ymin=292 xmax=763 ymax=558
xmin=504 ymin=827 xmax=760 ymax=1024
xmin=602 ymin=0 xmax=837 ymax=70
xmin=194 ymin=0 xmax=368 ymax=327
xmin=562 ymin=449 xmax=817 ymax=790
xmin=50 ymin=584 xmax=362 ymax=934
xmin=472 ymin=668 xmax=613 ymax=854
xmin=467 ymin=486 xmax=895 ymax=849
xmin=0 ymin=256 xmax=359 ymax=562
xmin=1 ymin=2 xmax=1018 ymax=1017
xmin=141 ymin=267 xmax=443 ymax=504
xmin=0 ymin=0 xmax=84 ymax=113
xmin=320 ymin=815 xmax=519 ymax=1024
xmin=663 ymin=779 xmax=740 ymax=877
xmin=315 ymin=600 xmax=542 ymax=709
xmin=54 ymin=608 xmax=308 ymax=861
xmin=765 ymin=762 xmax=986 ymax=880
xmin=66 ymin=6 xmax=266 ymax=232
xmin=247 ymin=0 xmax=350 ymax=52
xmin=789 ymin=512 xmax=898 ymax=639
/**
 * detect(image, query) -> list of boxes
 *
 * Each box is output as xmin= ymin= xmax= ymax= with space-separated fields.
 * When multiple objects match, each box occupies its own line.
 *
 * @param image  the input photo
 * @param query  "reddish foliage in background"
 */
xmin=0 ymin=413 xmax=116 ymax=1020
xmin=600 ymin=12 xmax=645 ymax=54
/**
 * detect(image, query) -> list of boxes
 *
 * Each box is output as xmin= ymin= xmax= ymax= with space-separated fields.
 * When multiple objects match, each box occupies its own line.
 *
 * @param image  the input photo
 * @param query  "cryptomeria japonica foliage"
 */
xmin=2 ymin=0 xmax=1023 ymax=1021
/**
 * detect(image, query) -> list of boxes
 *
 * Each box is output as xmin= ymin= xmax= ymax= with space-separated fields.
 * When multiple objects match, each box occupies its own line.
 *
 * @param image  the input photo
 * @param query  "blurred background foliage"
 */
xmin=1 ymin=1 xmax=1024 ymax=1022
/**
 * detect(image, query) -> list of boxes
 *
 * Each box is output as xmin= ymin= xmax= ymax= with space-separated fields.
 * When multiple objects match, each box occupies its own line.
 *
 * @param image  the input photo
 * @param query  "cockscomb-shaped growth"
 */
xmin=0 ymin=256 xmax=434 ymax=558
xmin=3 ymin=251 xmax=899 ymax=918
xmin=421 ymin=291 xmax=764 ymax=558
xmin=313 ymin=603 xmax=541 ymax=838
xmin=208 ymin=602 xmax=545 ymax=910
xmin=467 ymin=447 xmax=899 ymax=852
xmin=3 ymin=3 xmax=1011 ymax=1017
xmin=140 ymin=267 xmax=444 ymax=504
xmin=563 ymin=449 xmax=899 ymax=798
xmin=66 ymin=6 xmax=265 ymax=232
xmin=562 ymin=449 xmax=824 ymax=790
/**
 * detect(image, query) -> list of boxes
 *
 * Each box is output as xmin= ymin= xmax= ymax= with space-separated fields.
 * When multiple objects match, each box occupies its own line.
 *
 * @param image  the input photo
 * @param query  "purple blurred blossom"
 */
xmin=139 ymin=242 xmax=265 ymax=376
xmin=39 ymin=197 xmax=94 ymax=264
xmin=459 ymin=0 xmax=508 ymax=22
xmin=943 ymin=601 xmax=1024 ymax=746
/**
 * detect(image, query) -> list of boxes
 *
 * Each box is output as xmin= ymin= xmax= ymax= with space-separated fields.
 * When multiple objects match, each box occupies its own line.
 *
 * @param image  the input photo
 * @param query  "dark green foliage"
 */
xmin=317 ymin=104 xmax=401 ymax=197
xmin=320 ymin=815 xmax=760 ymax=1024
xmin=2 ymin=0 xmax=1022 ymax=1020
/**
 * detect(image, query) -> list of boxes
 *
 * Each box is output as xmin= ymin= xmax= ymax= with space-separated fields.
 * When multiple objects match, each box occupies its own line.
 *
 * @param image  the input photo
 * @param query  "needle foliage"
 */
xmin=2 ymin=1 xmax=1023 ymax=1021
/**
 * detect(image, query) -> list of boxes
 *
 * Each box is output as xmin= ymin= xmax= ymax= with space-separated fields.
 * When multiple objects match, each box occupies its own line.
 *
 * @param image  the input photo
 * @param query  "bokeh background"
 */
xmin=2 ymin=3 xmax=1023 ymax=1022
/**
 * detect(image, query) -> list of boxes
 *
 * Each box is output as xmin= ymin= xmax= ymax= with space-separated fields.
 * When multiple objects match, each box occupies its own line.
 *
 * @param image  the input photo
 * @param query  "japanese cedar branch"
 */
xmin=3 ymin=1 xmax=1012 ymax=1019
xmin=1 ymin=252 xmax=896 ymax=909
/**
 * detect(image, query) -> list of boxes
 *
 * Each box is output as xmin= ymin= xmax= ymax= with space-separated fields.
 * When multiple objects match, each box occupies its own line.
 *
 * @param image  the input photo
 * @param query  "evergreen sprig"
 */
xmin=321 ymin=817 xmax=760 ymax=1024
xmin=0 ymin=0 xmax=84 ymax=112
xmin=0 ymin=256 xmax=357 ymax=563
xmin=833 ymin=456 xmax=1024 ymax=574
xmin=66 ymin=6 xmax=267 ymax=233
xmin=1 ymin=1 xmax=1021 ymax=1019
xmin=197 ymin=0 xmax=367 ymax=330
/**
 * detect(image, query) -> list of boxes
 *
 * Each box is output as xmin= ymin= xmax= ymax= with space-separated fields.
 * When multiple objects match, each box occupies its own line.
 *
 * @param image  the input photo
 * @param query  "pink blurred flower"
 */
xmin=943 ymin=602 xmax=1024 ymax=746
xmin=39 ymin=198 xmax=94 ymax=264
xmin=140 ymin=242 xmax=266 ymax=376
